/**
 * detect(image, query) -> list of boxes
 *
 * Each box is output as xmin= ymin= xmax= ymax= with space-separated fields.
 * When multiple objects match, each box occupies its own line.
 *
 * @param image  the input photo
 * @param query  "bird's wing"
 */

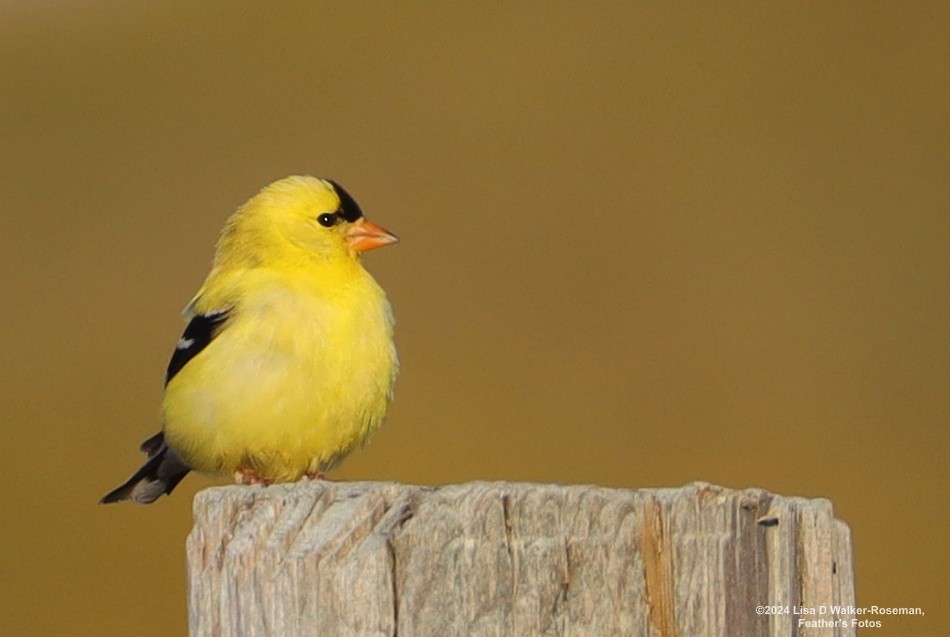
xmin=165 ymin=308 xmax=231 ymax=386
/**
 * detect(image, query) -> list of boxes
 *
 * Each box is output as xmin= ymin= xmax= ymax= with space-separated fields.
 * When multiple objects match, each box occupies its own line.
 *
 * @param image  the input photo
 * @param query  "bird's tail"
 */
xmin=100 ymin=432 xmax=191 ymax=504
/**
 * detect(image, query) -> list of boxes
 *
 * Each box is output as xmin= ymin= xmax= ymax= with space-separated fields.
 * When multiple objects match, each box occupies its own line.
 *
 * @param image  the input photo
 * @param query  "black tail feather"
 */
xmin=100 ymin=440 xmax=191 ymax=505
xmin=139 ymin=431 xmax=166 ymax=457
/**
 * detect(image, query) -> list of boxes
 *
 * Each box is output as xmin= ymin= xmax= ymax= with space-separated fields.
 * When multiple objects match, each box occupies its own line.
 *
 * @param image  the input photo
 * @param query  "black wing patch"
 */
xmin=165 ymin=309 xmax=230 ymax=386
xmin=327 ymin=179 xmax=364 ymax=222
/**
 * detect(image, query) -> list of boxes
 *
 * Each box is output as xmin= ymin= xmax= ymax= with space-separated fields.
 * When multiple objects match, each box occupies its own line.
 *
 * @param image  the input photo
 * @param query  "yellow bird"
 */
xmin=101 ymin=176 xmax=399 ymax=504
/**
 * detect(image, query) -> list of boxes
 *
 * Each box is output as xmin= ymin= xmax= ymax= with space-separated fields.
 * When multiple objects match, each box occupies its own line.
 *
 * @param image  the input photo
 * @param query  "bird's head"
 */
xmin=216 ymin=176 xmax=398 ymax=268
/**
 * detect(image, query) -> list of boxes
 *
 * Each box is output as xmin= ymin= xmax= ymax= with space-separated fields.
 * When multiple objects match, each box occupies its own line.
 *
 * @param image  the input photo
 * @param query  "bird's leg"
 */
xmin=234 ymin=469 xmax=273 ymax=485
xmin=303 ymin=470 xmax=328 ymax=481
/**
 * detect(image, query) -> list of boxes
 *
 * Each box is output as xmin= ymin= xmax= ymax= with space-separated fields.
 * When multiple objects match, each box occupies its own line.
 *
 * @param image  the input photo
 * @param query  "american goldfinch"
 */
xmin=101 ymin=176 xmax=398 ymax=504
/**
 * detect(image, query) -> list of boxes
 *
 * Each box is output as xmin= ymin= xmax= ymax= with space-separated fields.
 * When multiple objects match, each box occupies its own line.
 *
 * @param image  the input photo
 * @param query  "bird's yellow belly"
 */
xmin=161 ymin=291 xmax=396 ymax=481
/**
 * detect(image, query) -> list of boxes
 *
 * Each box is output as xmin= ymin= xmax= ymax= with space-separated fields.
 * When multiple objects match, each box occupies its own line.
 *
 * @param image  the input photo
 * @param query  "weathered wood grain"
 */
xmin=187 ymin=481 xmax=855 ymax=637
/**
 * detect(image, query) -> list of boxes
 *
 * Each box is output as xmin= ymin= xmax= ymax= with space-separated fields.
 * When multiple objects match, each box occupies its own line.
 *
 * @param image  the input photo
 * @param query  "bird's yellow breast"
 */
xmin=161 ymin=266 xmax=397 ymax=481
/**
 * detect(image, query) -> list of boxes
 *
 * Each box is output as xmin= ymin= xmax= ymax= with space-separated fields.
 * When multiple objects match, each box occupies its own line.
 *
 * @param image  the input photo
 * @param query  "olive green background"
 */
xmin=1 ymin=2 xmax=946 ymax=635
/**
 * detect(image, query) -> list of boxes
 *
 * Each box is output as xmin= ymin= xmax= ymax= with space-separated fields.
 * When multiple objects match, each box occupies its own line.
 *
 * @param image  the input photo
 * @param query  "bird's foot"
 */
xmin=302 ymin=470 xmax=329 ymax=481
xmin=234 ymin=469 xmax=273 ymax=485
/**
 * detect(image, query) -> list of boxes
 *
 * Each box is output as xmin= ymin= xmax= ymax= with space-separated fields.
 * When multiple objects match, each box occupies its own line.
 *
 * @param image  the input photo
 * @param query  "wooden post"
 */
xmin=187 ymin=481 xmax=855 ymax=636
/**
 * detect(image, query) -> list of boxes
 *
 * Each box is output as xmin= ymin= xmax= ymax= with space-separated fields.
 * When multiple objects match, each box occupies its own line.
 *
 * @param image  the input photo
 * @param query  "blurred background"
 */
xmin=1 ymin=2 xmax=946 ymax=635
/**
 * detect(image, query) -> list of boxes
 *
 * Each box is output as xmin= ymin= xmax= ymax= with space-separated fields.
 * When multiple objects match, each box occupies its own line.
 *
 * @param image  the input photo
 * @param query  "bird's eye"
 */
xmin=317 ymin=213 xmax=337 ymax=227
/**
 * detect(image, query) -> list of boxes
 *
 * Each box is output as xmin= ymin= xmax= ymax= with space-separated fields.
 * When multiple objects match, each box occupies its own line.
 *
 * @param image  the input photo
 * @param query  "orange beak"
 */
xmin=345 ymin=218 xmax=399 ymax=252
